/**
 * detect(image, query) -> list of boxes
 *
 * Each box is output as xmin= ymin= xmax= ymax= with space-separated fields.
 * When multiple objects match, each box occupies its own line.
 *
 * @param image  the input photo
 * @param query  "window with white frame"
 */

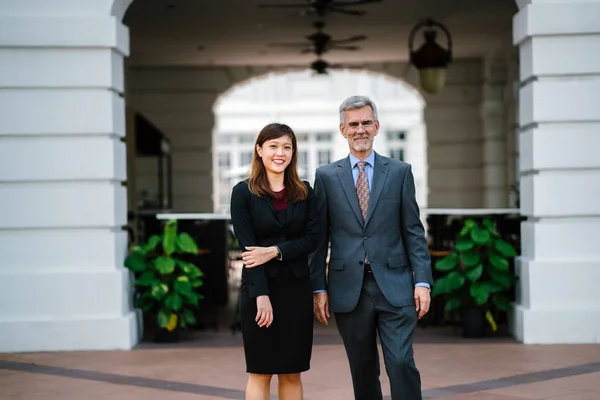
xmin=315 ymin=132 xmax=331 ymax=142
xmin=215 ymin=130 xmax=336 ymax=210
xmin=215 ymin=133 xmax=254 ymax=212
xmin=386 ymin=131 xmax=406 ymax=141
xmin=298 ymin=150 xmax=309 ymax=180
xmin=386 ymin=130 xmax=406 ymax=161
xmin=240 ymin=151 xmax=253 ymax=166
xmin=295 ymin=131 xmax=335 ymax=180
xmin=218 ymin=135 xmax=232 ymax=145
xmin=318 ymin=150 xmax=331 ymax=166
xmin=389 ymin=148 xmax=404 ymax=161
xmin=239 ymin=134 xmax=255 ymax=144
xmin=218 ymin=151 xmax=231 ymax=168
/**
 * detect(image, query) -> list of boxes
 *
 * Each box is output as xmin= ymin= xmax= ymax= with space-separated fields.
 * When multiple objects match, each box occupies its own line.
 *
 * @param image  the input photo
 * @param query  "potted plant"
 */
xmin=431 ymin=218 xmax=517 ymax=338
xmin=124 ymin=219 xmax=204 ymax=342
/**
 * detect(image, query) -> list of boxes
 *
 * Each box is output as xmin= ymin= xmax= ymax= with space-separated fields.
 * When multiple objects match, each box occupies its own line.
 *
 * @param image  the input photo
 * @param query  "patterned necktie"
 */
xmin=356 ymin=161 xmax=370 ymax=220
xmin=356 ymin=161 xmax=370 ymax=263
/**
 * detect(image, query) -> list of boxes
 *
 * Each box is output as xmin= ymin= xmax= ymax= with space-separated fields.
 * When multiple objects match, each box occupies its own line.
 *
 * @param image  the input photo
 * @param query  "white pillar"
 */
xmin=0 ymin=0 xmax=140 ymax=351
xmin=481 ymin=54 xmax=509 ymax=208
xmin=511 ymin=0 xmax=600 ymax=343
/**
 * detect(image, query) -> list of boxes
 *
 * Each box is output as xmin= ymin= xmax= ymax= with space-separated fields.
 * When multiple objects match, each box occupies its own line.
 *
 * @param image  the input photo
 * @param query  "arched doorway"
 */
xmin=121 ymin=0 xmax=499 ymax=214
xmin=212 ymin=69 xmax=427 ymax=214
xmin=125 ymin=57 xmax=492 ymax=220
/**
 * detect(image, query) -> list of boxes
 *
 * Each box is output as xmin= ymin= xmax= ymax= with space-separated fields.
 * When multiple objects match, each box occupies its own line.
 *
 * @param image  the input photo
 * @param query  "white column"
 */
xmin=0 ymin=0 xmax=140 ymax=351
xmin=511 ymin=0 xmax=600 ymax=343
xmin=481 ymin=54 xmax=509 ymax=208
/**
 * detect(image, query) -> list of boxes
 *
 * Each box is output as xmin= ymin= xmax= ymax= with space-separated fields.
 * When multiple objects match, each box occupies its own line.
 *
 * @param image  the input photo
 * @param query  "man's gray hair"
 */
xmin=339 ymin=95 xmax=378 ymax=124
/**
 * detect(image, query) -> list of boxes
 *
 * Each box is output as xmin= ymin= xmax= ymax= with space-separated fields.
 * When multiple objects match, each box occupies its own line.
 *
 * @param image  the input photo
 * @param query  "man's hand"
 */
xmin=255 ymin=295 xmax=273 ymax=328
xmin=414 ymin=286 xmax=431 ymax=319
xmin=242 ymin=246 xmax=278 ymax=268
xmin=313 ymin=292 xmax=330 ymax=325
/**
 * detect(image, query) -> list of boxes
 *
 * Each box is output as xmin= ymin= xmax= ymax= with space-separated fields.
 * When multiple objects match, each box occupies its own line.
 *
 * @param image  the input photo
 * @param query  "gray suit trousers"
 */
xmin=335 ymin=272 xmax=422 ymax=400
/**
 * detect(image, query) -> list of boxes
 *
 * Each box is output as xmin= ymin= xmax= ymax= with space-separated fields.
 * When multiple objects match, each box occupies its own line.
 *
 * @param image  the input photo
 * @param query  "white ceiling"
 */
xmin=123 ymin=0 xmax=517 ymax=67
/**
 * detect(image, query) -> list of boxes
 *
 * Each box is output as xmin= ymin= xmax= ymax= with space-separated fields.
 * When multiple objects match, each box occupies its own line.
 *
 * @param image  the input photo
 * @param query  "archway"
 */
xmin=212 ymin=69 xmax=427 ymax=214
xmin=120 ymin=0 xmax=502 ymax=213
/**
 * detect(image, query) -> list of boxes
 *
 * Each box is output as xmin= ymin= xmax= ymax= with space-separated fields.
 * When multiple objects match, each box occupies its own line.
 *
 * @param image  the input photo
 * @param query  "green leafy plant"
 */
xmin=124 ymin=219 xmax=204 ymax=332
xmin=431 ymin=218 xmax=517 ymax=329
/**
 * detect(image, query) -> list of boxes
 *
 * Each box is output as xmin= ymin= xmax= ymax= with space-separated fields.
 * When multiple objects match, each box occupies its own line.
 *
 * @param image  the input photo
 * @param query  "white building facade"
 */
xmin=213 ymin=70 xmax=427 ymax=214
xmin=0 ymin=0 xmax=599 ymax=352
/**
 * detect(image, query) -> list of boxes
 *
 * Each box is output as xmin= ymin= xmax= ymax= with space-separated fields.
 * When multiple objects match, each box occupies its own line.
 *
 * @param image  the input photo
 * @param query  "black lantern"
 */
xmin=408 ymin=18 xmax=453 ymax=94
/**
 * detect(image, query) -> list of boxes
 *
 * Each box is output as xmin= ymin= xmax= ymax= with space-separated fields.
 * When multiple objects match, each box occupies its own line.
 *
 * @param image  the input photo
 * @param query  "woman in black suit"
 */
xmin=230 ymin=123 xmax=320 ymax=400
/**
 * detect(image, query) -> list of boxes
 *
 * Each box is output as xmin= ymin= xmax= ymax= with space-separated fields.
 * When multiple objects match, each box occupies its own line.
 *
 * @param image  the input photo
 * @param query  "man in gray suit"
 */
xmin=310 ymin=95 xmax=433 ymax=400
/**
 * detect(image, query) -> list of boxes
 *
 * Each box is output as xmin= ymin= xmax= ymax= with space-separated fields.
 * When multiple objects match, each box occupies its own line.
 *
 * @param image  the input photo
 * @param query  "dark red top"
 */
xmin=272 ymin=188 xmax=287 ymax=210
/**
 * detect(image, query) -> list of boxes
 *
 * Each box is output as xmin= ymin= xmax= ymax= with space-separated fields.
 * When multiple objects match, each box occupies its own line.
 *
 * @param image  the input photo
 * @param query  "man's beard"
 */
xmin=351 ymin=136 xmax=372 ymax=152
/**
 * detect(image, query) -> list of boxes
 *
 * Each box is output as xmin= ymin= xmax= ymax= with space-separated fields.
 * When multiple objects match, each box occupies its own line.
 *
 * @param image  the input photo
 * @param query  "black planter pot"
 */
xmin=460 ymin=308 xmax=487 ymax=338
xmin=150 ymin=317 xmax=180 ymax=343
xmin=153 ymin=326 xmax=180 ymax=343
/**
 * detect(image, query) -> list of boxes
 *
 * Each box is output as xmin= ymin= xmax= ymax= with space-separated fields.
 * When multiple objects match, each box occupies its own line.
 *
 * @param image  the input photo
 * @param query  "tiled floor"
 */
xmin=1 ymin=322 xmax=600 ymax=400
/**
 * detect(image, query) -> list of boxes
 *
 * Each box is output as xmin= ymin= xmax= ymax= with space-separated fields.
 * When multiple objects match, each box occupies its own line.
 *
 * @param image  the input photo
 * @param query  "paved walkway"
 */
xmin=1 ymin=323 xmax=600 ymax=400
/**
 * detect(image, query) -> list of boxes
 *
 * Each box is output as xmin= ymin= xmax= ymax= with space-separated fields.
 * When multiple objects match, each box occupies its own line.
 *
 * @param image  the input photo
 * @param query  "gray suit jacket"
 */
xmin=310 ymin=152 xmax=433 ymax=313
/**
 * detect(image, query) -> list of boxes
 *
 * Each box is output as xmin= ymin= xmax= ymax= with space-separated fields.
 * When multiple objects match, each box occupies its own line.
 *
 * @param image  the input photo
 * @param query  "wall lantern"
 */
xmin=408 ymin=18 xmax=453 ymax=94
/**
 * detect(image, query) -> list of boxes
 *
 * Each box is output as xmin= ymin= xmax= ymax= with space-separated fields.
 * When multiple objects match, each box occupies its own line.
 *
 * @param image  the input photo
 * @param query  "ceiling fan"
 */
xmin=258 ymin=0 xmax=382 ymax=17
xmin=309 ymin=57 xmax=360 ymax=75
xmin=268 ymin=21 xmax=366 ymax=56
xmin=311 ymin=58 xmax=332 ymax=74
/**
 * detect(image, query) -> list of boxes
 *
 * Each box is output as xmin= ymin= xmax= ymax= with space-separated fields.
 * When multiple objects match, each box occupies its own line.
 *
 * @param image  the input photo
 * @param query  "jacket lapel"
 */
xmin=262 ymin=195 xmax=284 ymax=225
xmin=365 ymin=153 xmax=390 ymax=227
xmin=283 ymin=198 xmax=296 ymax=230
xmin=336 ymin=157 xmax=364 ymax=226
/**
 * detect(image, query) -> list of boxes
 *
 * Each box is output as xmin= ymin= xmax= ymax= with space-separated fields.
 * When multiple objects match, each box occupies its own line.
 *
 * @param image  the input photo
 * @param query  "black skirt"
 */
xmin=240 ymin=264 xmax=314 ymax=374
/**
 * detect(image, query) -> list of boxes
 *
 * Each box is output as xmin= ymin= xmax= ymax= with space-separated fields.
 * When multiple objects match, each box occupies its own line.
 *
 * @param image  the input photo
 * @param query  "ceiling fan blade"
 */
xmin=332 ymin=35 xmax=367 ymax=44
xmin=330 ymin=7 xmax=366 ymax=16
xmin=329 ymin=45 xmax=360 ymax=51
xmin=300 ymin=48 xmax=314 ymax=54
xmin=268 ymin=42 xmax=310 ymax=47
xmin=258 ymin=4 xmax=310 ymax=9
xmin=332 ymin=0 xmax=382 ymax=6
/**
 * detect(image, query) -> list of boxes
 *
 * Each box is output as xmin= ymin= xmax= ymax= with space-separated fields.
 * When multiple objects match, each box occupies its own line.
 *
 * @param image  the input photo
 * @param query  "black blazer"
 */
xmin=230 ymin=180 xmax=321 ymax=299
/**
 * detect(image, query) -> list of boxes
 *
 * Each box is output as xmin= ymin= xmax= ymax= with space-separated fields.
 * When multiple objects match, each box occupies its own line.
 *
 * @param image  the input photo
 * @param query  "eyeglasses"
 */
xmin=345 ymin=120 xmax=376 ymax=131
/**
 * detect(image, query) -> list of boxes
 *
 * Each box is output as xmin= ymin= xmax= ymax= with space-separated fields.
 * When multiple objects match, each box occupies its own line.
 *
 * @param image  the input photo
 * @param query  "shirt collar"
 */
xmin=349 ymin=151 xmax=375 ymax=169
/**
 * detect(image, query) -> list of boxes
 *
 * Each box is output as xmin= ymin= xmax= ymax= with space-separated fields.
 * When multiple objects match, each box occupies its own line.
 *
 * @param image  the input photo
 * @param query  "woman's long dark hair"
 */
xmin=248 ymin=123 xmax=308 ymax=203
